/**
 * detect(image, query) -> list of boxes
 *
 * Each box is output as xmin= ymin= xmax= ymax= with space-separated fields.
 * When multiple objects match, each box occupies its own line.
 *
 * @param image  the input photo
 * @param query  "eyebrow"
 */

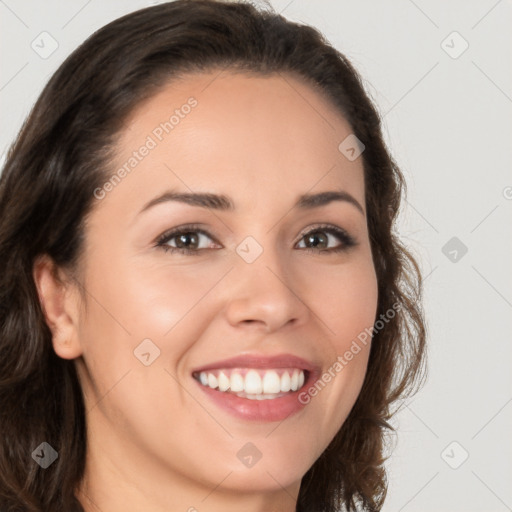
xmin=138 ymin=189 xmax=365 ymax=216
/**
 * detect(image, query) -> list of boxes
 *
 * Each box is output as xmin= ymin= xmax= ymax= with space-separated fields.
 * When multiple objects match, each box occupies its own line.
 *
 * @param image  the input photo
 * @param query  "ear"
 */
xmin=32 ymin=254 xmax=83 ymax=360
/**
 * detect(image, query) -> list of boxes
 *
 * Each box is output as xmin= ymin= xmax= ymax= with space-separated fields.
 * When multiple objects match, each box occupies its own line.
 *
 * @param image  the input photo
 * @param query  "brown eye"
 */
xmin=156 ymin=225 xmax=220 ymax=255
xmin=296 ymin=225 xmax=357 ymax=253
xmin=173 ymin=232 xmax=200 ymax=250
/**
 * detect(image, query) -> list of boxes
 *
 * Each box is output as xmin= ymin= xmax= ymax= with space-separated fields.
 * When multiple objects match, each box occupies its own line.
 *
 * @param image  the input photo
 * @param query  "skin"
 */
xmin=33 ymin=71 xmax=378 ymax=512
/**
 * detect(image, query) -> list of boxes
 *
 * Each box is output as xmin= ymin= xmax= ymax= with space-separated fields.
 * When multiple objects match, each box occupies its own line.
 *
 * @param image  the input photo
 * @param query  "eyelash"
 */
xmin=155 ymin=223 xmax=357 ymax=256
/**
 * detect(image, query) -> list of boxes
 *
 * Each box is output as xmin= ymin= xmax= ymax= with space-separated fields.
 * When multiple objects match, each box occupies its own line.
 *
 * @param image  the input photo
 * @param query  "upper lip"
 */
xmin=191 ymin=353 xmax=320 ymax=374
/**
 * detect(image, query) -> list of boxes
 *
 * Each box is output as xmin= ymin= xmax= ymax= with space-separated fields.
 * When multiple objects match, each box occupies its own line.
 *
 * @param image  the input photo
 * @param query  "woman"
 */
xmin=0 ymin=1 xmax=427 ymax=511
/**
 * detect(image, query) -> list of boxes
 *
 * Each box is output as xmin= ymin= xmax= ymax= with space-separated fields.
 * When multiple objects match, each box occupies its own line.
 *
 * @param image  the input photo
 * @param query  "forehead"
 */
xmin=103 ymin=70 xmax=365 ymax=216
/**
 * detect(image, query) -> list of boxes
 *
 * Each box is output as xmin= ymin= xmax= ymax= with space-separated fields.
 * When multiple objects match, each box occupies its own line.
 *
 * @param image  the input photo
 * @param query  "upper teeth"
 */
xmin=196 ymin=368 xmax=306 ymax=396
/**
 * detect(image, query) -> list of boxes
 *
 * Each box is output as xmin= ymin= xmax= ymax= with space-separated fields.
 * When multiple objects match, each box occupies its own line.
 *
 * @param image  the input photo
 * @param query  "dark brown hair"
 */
xmin=0 ymin=1 xmax=427 ymax=510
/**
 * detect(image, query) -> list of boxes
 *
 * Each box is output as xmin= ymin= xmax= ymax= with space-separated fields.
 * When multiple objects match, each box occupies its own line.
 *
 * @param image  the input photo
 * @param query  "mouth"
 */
xmin=191 ymin=354 xmax=319 ymax=422
xmin=192 ymin=367 xmax=308 ymax=399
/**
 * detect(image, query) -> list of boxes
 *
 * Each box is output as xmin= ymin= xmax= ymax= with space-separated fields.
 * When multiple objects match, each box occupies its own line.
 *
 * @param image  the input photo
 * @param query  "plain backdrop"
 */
xmin=1 ymin=1 xmax=511 ymax=511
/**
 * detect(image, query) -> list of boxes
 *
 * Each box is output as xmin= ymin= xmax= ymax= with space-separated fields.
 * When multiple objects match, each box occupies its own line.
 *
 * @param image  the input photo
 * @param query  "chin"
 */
xmin=219 ymin=464 xmax=306 ymax=493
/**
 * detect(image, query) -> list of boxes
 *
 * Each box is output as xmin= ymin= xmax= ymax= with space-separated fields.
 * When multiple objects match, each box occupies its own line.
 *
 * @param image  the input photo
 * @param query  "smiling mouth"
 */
xmin=192 ymin=368 xmax=308 ymax=400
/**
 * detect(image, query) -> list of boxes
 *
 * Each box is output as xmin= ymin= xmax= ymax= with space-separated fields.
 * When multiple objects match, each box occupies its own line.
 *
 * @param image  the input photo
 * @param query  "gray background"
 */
xmin=1 ymin=1 xmax=511 ymax=510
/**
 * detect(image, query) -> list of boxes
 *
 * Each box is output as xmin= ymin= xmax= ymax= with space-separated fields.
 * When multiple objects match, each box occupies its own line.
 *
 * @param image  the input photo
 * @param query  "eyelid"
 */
xmin=295 ymin=223 xmax=358 ymax=252
xmin=155 ymin=223 xmax=220 ymax=247
xmin=295 ymin=223 xmax=353 ymax=243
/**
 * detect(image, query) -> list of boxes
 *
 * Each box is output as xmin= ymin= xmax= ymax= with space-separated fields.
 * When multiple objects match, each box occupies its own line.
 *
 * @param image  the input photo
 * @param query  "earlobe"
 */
xmin=32 ymin=254 xmax=83 ymax=360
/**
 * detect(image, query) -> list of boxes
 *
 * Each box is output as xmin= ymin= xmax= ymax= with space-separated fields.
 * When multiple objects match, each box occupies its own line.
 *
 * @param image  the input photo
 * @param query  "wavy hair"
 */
xmin=0 ymin=1 xmax=427 ymax=510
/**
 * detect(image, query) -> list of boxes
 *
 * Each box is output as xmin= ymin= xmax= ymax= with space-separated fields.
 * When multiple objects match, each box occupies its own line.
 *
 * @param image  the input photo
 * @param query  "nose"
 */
xmin=223 ymin=248 xmax=311 ymax=334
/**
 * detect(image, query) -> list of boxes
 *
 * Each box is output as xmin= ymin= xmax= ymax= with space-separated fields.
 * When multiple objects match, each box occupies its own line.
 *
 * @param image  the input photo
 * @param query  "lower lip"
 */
xmin=194 ymin=372 xmax=315 ymax=422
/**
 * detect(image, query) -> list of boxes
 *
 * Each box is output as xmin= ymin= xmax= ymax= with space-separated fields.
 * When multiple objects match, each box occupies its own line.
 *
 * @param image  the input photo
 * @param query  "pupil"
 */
xmin=307 ymin=231 xmax=327 ymax=248
xmin=177 ymin=232 xmax=197 ymax=248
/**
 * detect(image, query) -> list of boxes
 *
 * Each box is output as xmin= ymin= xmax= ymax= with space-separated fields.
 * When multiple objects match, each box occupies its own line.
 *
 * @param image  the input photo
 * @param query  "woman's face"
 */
xmin=70 ymin=71 xmax=378 ymax=504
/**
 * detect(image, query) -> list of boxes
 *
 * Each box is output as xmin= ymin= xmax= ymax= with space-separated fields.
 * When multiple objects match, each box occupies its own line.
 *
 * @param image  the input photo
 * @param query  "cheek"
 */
xmin=74 ymin=254 xmax=217 ymax=467
xmin=76 ymin=252 xmax=229 ymax=405
xmin=296 ymin=256 xmax=378 ymax=430
xmin=81 ymin=249 xmax=223 ymax=346
xmin=301 ymin=253 xmax=378 ymax=342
